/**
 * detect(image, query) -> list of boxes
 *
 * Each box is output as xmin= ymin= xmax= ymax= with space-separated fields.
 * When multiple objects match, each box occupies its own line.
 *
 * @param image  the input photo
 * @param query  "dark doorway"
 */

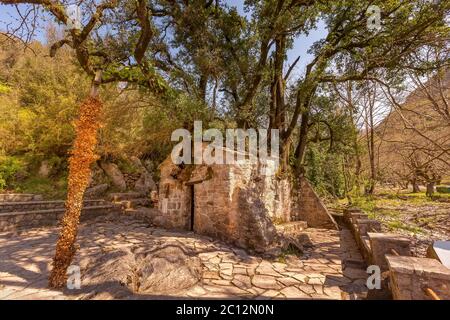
xmin=190 ymin=184 xmax=195 ymax=231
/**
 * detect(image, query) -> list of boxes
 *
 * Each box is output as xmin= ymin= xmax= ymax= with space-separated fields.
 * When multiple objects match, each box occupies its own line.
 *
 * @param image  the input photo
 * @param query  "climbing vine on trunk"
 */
xmin=49 ymin=96 xmax=103 ymax=288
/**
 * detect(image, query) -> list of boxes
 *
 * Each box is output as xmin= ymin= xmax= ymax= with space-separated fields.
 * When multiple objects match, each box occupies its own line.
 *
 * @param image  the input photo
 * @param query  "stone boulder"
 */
xmin=135 ymin=246 xmax=202 ymax=293
xmin=83 ymin=244 xmax=202 ymax=297
xmin=129 ymin=156 xmax=156 ymax=194
xmin=38 ymin=160 xmax=51 ymax=178
xmin=84 ymin=183 xmax=109 ymax=199
xmin=129 ymin=156 xmax=146 ymax=172
xmin=134 ymin=173 xmax=156 ymax=195
xmin=100 ymin=162 xmax=127 ymax=191
xmin=87 ymin=162 xmax=107 ymax=187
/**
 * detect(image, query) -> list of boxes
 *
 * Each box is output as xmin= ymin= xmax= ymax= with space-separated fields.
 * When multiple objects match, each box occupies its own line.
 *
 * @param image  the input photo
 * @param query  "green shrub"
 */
xmin=351 ymin=196 xmax=376 ymax=213
xmin=117 ymin=158 xmax=139 ymax=175
xmin=0 ymin=156 xmax=22 ymax=190
xmin=387 ymin=221 xmax=423 ymax=234
xmin=0 ymin=82 xmax=10 ymax=94
xmin=436 ymin=185 xmax=450 ymax=194
xmin=18 ymin=176 xmax=67 ymax=199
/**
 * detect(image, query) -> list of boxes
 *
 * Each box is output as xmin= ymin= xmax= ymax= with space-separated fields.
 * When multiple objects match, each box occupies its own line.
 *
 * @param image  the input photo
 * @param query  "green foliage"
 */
xmin=0 ymin=42 xmax=89 ymax=158
xmin=116 ymin=158 xmax=139 ymax=175
xmin=436 ymin=186 xmax=450 ymax=194
xmin=304 ymin=145 xmax=346 ymax=198
xmin=0 ymin=82 xmax=10 ymax=94
xmin=302 ymin=93 xmax=355 ymax=198
xmin=0 ymin=156 xmax=22 ymax=190
xmin=0 ymin=0 xmax=448 ymax=200
xmin=17 ymin=176 xmax=67 ymax=200
xmin=348 ymin=195 xmax=377 ymax=214
xmin=387 ymin=221 xmax=423 ymax=235
xmin=139 ymin=92 xmax=214 ymax=164
xmin=304 ymin=145 xmax=324 ymax=189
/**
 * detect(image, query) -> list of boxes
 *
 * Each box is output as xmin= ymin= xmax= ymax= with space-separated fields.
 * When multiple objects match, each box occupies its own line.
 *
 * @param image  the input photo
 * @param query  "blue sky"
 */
xmin=226 ymin=0 xmax=327 ymax=80
xmin=284 ymin=20 xmax=327 ymax=81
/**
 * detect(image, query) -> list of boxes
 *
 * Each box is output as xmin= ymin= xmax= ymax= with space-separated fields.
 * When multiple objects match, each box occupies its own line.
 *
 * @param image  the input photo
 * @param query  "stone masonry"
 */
xmin=387 ymin=255 xmax=450 ymax=300
xmin=344 ymin=207 xmax=450 ymax=300
xmin=154 ymin=148 xmax=337 ymax=251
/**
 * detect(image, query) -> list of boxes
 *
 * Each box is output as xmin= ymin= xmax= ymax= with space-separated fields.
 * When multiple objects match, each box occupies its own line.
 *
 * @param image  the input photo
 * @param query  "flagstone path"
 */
xmin=0 ymin=215 xmax=368 ymax=300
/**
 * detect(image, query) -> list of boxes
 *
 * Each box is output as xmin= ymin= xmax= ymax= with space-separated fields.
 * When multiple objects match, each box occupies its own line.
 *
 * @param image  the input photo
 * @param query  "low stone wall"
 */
xmin=0 ymin=200 xmax=106 ymax=213
xmin=0 ymin=193 xmax=43 ymax=202
xmin=293 ymin=177 xmax=338 ymax=229
xmin=0 ymin=204 xmax=122 ymax=232
xmin=343 ymin=208 xmax=411 ymax=269
xmin=387 ymin=255 xmax=450 ymax=300
xmin=343 ymin=207 xmax=450 ymax=300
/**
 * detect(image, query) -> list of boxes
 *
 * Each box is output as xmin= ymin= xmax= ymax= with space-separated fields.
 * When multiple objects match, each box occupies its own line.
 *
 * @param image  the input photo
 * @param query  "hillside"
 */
xmin=375 ymin=70 xmax=450 ymax=187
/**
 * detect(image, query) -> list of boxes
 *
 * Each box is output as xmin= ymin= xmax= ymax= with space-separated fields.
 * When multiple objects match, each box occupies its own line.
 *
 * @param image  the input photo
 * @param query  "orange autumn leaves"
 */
xmin=49 ymin=97 xmax=103 ymax=288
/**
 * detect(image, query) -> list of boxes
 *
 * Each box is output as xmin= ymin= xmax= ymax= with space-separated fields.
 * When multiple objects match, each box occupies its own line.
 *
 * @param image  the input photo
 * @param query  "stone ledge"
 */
xmin=0 ymin=199 xmax=105 ymax=206
xmin=368 ymin=232 xmax=411 ymax=270
xmin=349 ymin=213 xmax=369 ymax=224
xmin=343 ymin=207 xmax=362 ymax=223
xmin=275 ymin=221 xmax=308 ymax=234
xmin=0 ymin=205 xmax=122 ymax=231
xmin=0 ymin=205 xmax=116 ymax=217
xmin=387 ymin=255 xmax=450 ymax=300
xmin=355 ymin=219 xmax=381 ymax=236
xmin=0 ymin=200 xmax=106 ymax=213
xmin=0 ymin=193 xmax=43 ymax=202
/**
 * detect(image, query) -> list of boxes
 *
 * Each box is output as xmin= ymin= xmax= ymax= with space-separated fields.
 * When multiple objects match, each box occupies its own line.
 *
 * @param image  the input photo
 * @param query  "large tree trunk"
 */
xmin=426 ymin=182 xmax=435 ymax=198
xmin=269 ymin=36 xmax=288 ymax=172
xmin=366 ymin=102 xmax=376 ymax=195
xmin=354 ymin=137 xmax=362 ymax=196
xmin=293 ymin=110 xmax=310 ymax=175
xmin=49 ymin=71 xmax=103 ymax=288
xmin=412 ymin=178 xmax=420 ymax=193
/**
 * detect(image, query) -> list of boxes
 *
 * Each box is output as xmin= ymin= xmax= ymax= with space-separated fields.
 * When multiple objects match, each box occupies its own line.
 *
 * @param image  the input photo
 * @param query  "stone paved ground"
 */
xmin=0 ymin=215 xmax=368 ymax=300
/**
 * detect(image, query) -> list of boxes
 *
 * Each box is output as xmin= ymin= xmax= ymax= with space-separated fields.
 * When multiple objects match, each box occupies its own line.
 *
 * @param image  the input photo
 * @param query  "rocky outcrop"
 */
xmin=38 ymin=160 xmax=51 ymax=178
xmin=100 ymin=162 xmax=126 ymax=191
xmin=87 ymin=162 xmax=108 ymax=187
xmin=129 ymin=156 xmax=145 ymax=172
xmin=83 ymin=244 xmax=202 ymax=295
xmin=130 ymin=156 xmax=156 ymax=195
xmin=134 ymin=172 xmax=156 ymax=195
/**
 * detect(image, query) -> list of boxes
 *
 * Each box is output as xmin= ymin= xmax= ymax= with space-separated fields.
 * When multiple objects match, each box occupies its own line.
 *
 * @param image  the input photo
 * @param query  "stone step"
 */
xmin=0 ymin=200 xmax=107 ymax=213
xmin=0 ymin=193 xmax=43 ymax=202
xmin=108 ymin=192 xmax=147 ymax=201
xmin=0 ymin=204 xmax=121 ymax=232
xmin=276 ymin=221 xmax=308 ymax=235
